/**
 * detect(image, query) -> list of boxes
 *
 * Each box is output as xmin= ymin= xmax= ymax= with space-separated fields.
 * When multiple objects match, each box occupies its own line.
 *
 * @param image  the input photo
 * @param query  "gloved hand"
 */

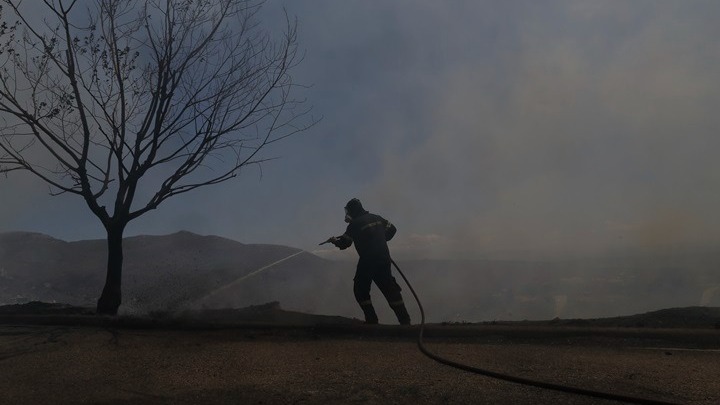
xmin=319 ymin=237 xmax=339 ymax=246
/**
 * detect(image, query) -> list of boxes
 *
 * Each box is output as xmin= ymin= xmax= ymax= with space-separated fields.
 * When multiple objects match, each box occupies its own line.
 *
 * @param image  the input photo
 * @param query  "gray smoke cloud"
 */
xmin=318 ymin=0 xmax=720 ymax=259
xmin=2 ymin=1 xmax=720 ymax=261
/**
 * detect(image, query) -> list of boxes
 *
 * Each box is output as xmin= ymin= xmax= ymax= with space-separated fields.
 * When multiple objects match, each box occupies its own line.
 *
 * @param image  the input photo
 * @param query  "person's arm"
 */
xmin=331 ymin=226 xmax=353 ymax=250
xmin=384 ymin=219 xmax=397 ymax=241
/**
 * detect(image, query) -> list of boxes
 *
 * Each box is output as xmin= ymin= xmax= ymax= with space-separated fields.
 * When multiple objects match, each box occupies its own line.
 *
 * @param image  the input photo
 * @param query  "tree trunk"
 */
xmin=96 ymin=224 xmax=126 ymax=315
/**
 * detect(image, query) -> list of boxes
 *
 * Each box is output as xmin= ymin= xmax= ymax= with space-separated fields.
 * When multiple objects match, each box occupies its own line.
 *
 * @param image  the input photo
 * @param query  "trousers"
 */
xmin=353 ymin=258 xmax=404 ymax=307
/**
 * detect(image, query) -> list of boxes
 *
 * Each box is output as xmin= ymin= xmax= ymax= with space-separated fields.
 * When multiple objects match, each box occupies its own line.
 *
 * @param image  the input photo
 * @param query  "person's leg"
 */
xmin=374 ymin=260 xmax=411 ymax=325
xmin=353 ymin=266 xmax=378 ymax=324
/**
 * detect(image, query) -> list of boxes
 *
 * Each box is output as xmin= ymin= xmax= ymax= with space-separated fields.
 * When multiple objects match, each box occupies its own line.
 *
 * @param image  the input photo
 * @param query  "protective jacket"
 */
xmin=334 ymin=211 xmax=397 ymax=260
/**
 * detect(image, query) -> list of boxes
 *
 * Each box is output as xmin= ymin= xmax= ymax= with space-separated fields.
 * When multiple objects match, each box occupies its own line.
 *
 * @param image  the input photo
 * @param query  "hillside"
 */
xmin=0 ymin=231 xmax=354 ymax=316
xmin=2 ymin=231 xmax=720 ymax=322
xmin=3 ymin=301 xmax=720 ymax=331
xmin=480 ymin=306 xmax=720 ymax=329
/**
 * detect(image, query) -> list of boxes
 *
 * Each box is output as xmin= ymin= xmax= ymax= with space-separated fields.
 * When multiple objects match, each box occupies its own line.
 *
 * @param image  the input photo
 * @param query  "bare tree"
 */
xmin=0 ymin=0 xmax=315 ymax=314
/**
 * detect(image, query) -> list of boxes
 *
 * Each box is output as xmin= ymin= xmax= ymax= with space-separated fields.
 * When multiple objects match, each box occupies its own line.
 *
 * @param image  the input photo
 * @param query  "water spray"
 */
xmin=195 ymin=250 xmax=305 ymax=304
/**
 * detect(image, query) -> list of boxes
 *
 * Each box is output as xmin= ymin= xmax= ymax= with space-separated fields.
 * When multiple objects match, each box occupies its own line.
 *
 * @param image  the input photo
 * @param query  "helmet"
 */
xmin=344 ymin=198 xmax=366 ymax=222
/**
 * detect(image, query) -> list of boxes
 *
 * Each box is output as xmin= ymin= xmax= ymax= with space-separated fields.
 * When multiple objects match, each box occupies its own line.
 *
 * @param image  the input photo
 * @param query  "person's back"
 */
xmin=345 ymin=211 xmax=396 ymax=260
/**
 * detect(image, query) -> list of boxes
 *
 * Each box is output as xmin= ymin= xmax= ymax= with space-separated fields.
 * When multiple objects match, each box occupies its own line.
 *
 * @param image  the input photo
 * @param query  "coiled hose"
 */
xmin=390 ymin=259 xmax=682 ymax=405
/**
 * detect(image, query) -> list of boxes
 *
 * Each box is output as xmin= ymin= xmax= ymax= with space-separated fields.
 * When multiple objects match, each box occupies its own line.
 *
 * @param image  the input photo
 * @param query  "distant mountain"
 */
xmin=2 ymin=231 xmax=720 ymax=322
xmin=487 ymin=306 xmax=720 ymax=329
xmin=0 ymin=231 xmax=355 ymax=317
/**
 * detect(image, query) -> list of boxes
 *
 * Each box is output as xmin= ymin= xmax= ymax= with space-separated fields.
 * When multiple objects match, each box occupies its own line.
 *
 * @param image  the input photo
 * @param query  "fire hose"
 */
xmin=389 ymin=258 xmax=682 ymax=405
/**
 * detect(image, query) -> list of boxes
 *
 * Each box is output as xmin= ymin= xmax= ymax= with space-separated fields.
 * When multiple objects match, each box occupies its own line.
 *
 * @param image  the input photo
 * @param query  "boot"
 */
xmin=390 ymin=301 xmax=411 ymax=325
xmin=360 ymin=302 xmax=378 ymax=324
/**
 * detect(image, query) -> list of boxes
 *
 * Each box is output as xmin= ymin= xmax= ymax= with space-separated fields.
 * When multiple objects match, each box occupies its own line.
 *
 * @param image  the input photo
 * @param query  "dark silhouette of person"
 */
xmin=329 ymin=198 xmax=411 ymax=325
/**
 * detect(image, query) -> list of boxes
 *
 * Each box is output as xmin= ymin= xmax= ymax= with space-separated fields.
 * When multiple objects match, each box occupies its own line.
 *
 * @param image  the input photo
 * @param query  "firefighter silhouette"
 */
xmin=328 ymin=198 xmax=411 ymax=325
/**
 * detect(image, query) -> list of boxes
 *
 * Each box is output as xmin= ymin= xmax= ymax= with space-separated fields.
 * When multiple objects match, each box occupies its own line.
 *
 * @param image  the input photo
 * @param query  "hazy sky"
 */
xmin=2 ymin=1 xmax=720 ymax=260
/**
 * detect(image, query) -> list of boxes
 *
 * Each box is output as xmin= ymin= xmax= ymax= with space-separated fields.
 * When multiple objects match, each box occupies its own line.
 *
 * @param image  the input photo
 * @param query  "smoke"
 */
xmin=554 ymin=295 xmax=568 ymax=318
xmin=355 ymin=1 xmax=720 ymax=259
xmin=701 ymin=286 xmax=720 ymax=306
xmin=3 ymin=1 xmax=720 ymax=261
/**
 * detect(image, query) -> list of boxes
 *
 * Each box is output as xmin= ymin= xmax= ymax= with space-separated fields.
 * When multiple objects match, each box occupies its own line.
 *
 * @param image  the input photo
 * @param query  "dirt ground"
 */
xmin=1 ymin=323 xmax=719 ymax=405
